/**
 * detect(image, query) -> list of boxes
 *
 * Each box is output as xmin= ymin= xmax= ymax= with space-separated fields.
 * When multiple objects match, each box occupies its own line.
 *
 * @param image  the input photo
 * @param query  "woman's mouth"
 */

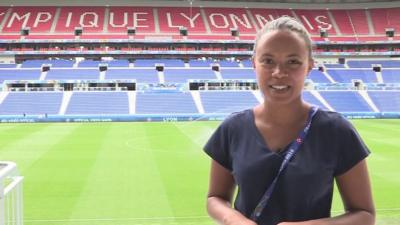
xmin=269 ymin=85 xmax=290 ymax=91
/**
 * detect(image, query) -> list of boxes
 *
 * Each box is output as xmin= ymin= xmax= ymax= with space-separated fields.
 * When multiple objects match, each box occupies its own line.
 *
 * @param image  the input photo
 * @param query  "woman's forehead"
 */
xmin=258 ymin=30 xmax=306 ymax=46
xmin=256 ymin=30 xmax=308 ymax=55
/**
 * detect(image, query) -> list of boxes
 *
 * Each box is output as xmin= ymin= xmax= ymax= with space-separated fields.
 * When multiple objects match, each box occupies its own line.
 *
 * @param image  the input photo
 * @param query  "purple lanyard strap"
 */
xmin=250 ymin=106 xmax=319 ymax=222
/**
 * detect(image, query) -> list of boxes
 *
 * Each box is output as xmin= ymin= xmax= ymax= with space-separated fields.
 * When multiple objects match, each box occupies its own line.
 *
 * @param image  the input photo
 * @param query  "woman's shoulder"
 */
xmin=314 ymin=108 xmax=354 ymax=131
xmin=225 ymin=108 xmax=253 ymax=121
xmin=219 ymin=109 xmax=254 ymax=130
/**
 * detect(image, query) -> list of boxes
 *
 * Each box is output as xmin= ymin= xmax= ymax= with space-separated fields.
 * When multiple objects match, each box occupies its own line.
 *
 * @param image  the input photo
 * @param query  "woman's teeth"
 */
xmin=270 ymin=85 xmax=289 ymax=90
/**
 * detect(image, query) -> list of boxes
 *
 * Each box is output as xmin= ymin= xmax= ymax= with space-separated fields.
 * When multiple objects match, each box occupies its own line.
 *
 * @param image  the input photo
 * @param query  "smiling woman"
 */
xmin=204 ymin=16 xmax=375 ymax=225
xmin=252 ymin=19 xmax=313 ymax=107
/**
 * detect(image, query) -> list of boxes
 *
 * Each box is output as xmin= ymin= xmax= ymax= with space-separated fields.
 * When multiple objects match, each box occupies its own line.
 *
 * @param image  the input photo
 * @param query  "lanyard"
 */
xmin=250 ymin=106 xmax=319 ymax=222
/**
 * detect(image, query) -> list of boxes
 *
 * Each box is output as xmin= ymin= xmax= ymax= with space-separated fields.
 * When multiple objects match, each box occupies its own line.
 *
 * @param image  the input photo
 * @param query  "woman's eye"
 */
xmin=263 ymin=59 xmax=273 ymax=64
xmin=288 ymin=59 xmax=301 ymax=64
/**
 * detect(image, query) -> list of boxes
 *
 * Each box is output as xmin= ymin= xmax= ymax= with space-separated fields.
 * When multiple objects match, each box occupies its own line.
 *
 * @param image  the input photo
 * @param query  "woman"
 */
xmin=204 ymin=17 xmax=375 ymax=225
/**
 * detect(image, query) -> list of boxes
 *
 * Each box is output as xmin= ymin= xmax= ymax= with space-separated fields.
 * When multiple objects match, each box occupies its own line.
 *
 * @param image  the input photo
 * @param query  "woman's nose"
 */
xmin=271 ymin=64 xmax=288 ymax=78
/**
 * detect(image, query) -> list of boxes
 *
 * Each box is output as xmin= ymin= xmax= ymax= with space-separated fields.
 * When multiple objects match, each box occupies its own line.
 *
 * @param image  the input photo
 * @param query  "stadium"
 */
xmin=0 ymin=0 xmax=399 ymax=224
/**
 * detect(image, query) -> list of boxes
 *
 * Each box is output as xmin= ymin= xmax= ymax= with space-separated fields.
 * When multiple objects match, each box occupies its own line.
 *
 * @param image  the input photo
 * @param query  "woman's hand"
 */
xmin=277 ymin=222 xmax=314 ymax=225
xmin=224 ymin=215 xmax=258 ymax=225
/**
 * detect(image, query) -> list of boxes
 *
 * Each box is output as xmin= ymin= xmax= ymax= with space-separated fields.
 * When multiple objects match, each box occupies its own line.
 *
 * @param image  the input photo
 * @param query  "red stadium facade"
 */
xmin=0 ymin=5 xmax=399 ymax=41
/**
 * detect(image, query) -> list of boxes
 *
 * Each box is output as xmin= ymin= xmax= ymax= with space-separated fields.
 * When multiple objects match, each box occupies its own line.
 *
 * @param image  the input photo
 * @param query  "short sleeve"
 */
xmin=334 ymin=117 xmax=370 ymax=176
xmin=204 ymin=117 xmax=233 ymax=171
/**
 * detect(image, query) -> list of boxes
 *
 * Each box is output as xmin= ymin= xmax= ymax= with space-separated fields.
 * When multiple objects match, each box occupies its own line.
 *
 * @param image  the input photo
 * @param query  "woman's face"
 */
xmin=253 ymin=30 xmax=313 ymax=106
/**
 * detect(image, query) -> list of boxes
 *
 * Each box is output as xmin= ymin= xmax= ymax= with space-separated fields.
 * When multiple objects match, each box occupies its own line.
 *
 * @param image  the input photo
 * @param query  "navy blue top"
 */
xmin=204 ymin=108 xmax=370 ymax=225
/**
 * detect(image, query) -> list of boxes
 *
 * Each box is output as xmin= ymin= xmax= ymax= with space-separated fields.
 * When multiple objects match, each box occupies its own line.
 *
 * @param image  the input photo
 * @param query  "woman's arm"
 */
xmin=278 ymin=159 xmax=375 ymax=225
xmin=207 ymin=159 xmax=257 ymax=225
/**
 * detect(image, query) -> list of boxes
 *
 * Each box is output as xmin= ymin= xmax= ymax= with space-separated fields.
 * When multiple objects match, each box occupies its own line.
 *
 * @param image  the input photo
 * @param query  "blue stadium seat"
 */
xmin=136 ymin=92 xmax=198 ymax=114
xmin=66 ymin=92 xmax=129 ymax=114
xmin=0 ymin=64 xmax=17 ymax=68
xmin=0 ymin=92 xmax=63 ymax=115
xmin=368 ymin=91 xmax=400 ymax=112
xmin=381 ymin=69 xmax=400 ymax=83
xmin=220 ymin=68 xmax=256 ymax=80
xmin=78 ymin=60 xmax=101 ymax=67
xmin=323 ymin=64 xmax=345 ymax=68
xmin=302 ymin=91 xmax=329 ymax=110
xmin=241 ymin=59 xmax=253 ymax=68
xmin=218 ymin=60 xmax=240 ymax=67
xmin=188 ymin=59 xmax=214 ymax=67
xmin=327 ymin=69 xmax=377 ymax=83
xmin=107 ymin=60 xmax=130 ymax=67
xmin=105 ymin=69 xmax=159 ymax=83
xmin=308 ymin=70 xmax=331 ymax=83
xmin=319 ymin=91 xmax=373 ymax=112
xmin=0 ymin=69 xmax=41 ymax=83
xmin=200 ymin=91 xmax=259 ymax=113
xmin=21 ymin=60 xmax=47 ymax=68
xmin=46 ymin=69 xmax=100 ymax=80
xmin=347 ymin=60 xmax=400 ymax=68
xmin=164 ymin=68 xmax=216 ymax=83
xmin=134 ymin=59 xmax=185 ymax=67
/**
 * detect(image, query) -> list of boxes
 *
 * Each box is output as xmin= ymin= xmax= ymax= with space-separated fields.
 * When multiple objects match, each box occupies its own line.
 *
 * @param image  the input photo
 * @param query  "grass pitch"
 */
xmin=0 ymin=119 xmax=399 ymax=225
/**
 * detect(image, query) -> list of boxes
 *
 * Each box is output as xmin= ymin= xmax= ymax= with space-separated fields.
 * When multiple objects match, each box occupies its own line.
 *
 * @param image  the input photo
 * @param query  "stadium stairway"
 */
xmin=321 ymin=69 xmax=335 ymax=83
xmin=0 ymin=92 xmax=8 ymax=105
xmin=375 ymin=70 xmax=384 ymax=83
xmin=128 ymin=92 xmax=136 ymax=114
xmin=59 ymin=92 xmax=72 ymax=115
xmin=39 ymin=71 xmax=48 ymax=80
xmin=359 ymin=90 xmax=379 ymax=112
xmin=191 ymin=91 xmax=205 ymax=114
xmin=158 ymin=70 xmax=165 ymax=83
xmin=309 ymin=90 xmax=334 ymax=111
xmin=365 ymin=10 xmax=376 ymax=35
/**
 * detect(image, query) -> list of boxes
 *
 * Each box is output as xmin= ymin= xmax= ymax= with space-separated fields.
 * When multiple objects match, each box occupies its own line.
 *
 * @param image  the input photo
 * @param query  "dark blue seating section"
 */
xmin=218 ymin=60 xmax=240 ymax=67
xmin=0 ymin=90 xmax=399 ymax=115
xmin=200 ymin=91 xmax=259 ymax=113
xmin=348 ymin=60 xmax=400 ymax=68
xmin=66 ymin=92 xmax=129 ymax=115
xmin=0 ymin=69 xmax=41 ymax=83
xmin=136 ymin=92 xmax=198 ymax=114
xmin=105 ymin=69 xmax=159 ymax=83
xmin=188 ymin=59 xmax=214 ymax=67
xmin=164 ymin=69 xmax=216 ymax=83
xmin=308 ymin=70 xmax=331 ymax=83
xmin=3 ymin=59 xmax=399 ymax=84
xmin=0 ymin=92 xmax=63 ymax=115
xmin=381 ymin=69 xmax=400 ymax=83
xmin=241 ymin=59 xmax=253 ymax=68
xmin=367 ymin=91 xmax=400 ymax=112
xmin=323 ymin=64 xmax=345 ymax=68
xmin=78 ymin=60 xmax=101 ymax=68
xmin=107 ymin=60 xmax=130 ymax=67
xmin=319 ymin=91 xmax=373 ymax=112
xmin=0 ymin=64 xmax=17 ymax=68
xmin=134 ymin=59 xmax=185 ymax=67
xmin=327 ymin=69 xmax=377 ymax=83
xmin=46 ymin=69 xmax=100 ymax=80
xmin=302 ymin=91 xmax=329 ymax=110
xmin=78 ymin=60 xmax=130 ymax=68
xmin=21 ymin=59 xmax=74 ymax=68
xmin=220 ymin=68 xmax=256 ymax=79
xmin=0 ymin=59 xmax=400 ymax=115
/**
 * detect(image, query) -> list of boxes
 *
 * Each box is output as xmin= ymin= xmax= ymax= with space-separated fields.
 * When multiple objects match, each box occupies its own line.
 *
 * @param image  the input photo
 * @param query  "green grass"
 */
xmin=0 ymin=120 xmax=399 ymax=225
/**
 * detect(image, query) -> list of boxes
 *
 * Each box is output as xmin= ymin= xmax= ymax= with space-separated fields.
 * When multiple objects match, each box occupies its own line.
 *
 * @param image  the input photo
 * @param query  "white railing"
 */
xmin=0 ymin=161 xmax=24 ymax=225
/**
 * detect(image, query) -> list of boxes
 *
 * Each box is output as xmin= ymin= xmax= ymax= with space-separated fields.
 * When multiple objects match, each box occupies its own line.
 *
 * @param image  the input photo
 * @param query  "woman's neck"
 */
xmin=258 ymin=100 xmax=310 ymax=126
